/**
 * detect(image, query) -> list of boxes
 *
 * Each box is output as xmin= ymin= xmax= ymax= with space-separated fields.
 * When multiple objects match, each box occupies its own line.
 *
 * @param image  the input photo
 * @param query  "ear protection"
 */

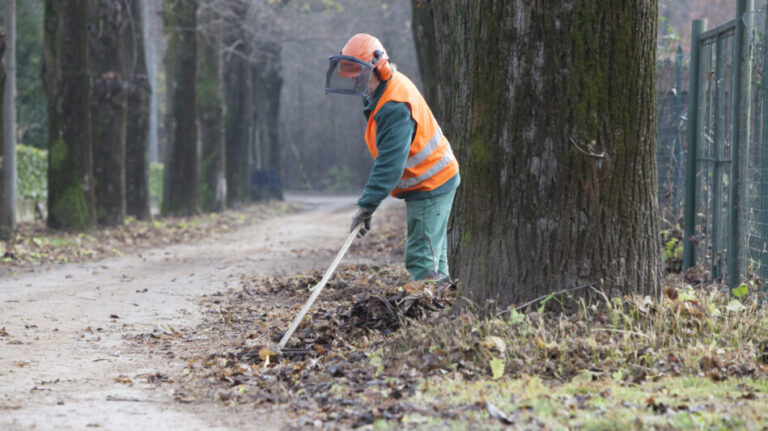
xmin=372 ymin=49 xmax=393 ymax=81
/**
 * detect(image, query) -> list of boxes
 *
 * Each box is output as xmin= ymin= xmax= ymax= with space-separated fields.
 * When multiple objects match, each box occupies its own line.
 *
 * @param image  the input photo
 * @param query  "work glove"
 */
xmin=350 ymin=206 xmax=373 ymax=237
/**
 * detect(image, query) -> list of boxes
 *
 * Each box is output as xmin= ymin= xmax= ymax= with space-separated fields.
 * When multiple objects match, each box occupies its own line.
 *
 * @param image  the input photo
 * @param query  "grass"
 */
xmin=368 ymin=374 xmax=768 ymax=430
xmin=366 ymin=279 xmax=768 ymax=429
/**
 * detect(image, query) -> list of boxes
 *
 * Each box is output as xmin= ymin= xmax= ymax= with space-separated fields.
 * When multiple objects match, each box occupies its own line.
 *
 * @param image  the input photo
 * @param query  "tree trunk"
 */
xmin=146 ymin=2 xmax=160 ymax=163
xmin=43 ymin=0 xmax=95 ymax=230
xmin=258 ymin=43 xmax=283 ymax=201
xmin=162 ymin=0 xmax=199 ymax=216
xmin=224 ymin=44 xmax=252 ymax=209
xmin=124 ymin=0 xmax=151 ymax=220
xmin=420 ymin=1 xmax=661 ymax=307
xmin=0 ymin=30 xmax=7 ymax=237
xmin=1 ymin=0 xmax=16 ymax=240
xmin=197 ymin=10 xmax=226 ymax=212
xmin=410 ymin=0 xmax=440 ymax=107
xmin=143 ymin=1 xmax=159 ymax=164
xmin=88 ymin=0 xmax=127 ymax=226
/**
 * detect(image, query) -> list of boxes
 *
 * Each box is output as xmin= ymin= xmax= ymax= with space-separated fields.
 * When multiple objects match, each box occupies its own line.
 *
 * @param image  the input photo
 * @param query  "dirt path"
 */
xmin=0 ymin=194 xmax=404 ymax=430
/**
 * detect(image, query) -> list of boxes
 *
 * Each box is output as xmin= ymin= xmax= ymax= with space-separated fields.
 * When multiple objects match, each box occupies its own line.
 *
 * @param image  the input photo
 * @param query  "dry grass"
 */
xmin=385 ymin=280 xmax=768 ymax=383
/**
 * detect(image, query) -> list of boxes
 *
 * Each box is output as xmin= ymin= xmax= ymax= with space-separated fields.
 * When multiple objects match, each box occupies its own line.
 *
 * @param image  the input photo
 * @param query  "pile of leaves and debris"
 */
xmin=0 ymin=202 xmax=291 ymax=268
xmin=129 ymin=263 xmax=768 ymax=429
xmin=130 ymin=264 xmax=458 ymax=428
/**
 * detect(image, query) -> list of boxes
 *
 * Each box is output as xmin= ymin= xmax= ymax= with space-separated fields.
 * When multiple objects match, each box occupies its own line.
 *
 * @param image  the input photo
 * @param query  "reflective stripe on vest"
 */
xmin=398 ymin=145 xmax=454 ymax=189
xmin=405 ymin=126 xmax=443 ymax=169
xmin=365 ymin=72 xmax=459 ymax=197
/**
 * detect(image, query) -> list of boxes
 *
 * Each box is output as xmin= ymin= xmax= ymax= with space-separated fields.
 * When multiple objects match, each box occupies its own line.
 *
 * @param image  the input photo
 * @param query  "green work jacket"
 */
xmin=357 ymin=76 xmax=460 ymax=212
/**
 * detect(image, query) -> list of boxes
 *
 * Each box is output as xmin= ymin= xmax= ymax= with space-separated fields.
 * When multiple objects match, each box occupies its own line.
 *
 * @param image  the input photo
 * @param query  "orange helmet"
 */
xmin=340 ymin=34 xmax=392 ymax=81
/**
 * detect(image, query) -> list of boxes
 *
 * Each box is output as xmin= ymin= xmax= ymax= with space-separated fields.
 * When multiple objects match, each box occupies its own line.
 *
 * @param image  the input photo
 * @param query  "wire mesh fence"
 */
xmin=685 ymin=5 xmax=768 ymax=288
xmin=657 ymin=48 xmax=687 ymax=224
xmin=696 ymin=29 xmax=735 ymax=281
xmin=744 ymin=8 xmax=768 ymax=283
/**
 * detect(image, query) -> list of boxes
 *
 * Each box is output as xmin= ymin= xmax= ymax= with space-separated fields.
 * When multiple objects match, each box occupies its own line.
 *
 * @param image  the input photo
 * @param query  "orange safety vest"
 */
xmin=365 ymin=71 xmax=459 ymax=197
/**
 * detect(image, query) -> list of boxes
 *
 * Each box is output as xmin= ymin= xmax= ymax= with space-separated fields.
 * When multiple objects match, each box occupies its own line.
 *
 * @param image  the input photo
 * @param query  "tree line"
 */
xmin=0 ymin=0 xmax=287 ymax=235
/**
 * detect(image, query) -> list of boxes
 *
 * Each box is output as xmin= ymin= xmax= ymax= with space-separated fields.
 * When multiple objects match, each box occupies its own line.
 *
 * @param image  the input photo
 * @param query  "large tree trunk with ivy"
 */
xmin=416 ymin=1 xmax=662 ymax=307
xmin=43 ymin=0 xmax=96 ymax=230
xmin=162 ymin=0 xmax=199 ymax=216
xmin=224 ymin=43 xmax=252 ymax=209
xmin=197 ymin=7 xmax=226 ymax=212
xmin=88 ymin=0 xmax=127 ymax=226
xmin=124 ymin=0 xmax=151 ymax=221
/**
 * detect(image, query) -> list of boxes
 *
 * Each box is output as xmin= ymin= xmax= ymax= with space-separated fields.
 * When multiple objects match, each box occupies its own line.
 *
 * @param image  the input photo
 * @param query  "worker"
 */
xmin=325 ymin=33 xmax=460 ymax=282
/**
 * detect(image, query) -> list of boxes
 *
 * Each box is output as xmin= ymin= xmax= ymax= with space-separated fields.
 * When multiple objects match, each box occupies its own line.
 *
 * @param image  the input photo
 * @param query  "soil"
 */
xmin=0 ymin=193 xmax=406 ymax=431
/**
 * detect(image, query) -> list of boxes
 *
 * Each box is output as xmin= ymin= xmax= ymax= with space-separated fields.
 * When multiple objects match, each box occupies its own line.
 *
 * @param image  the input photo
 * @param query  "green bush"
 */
xmin=150 ymin=162 xmax=164 ymax=212
xmin=17 ymin=144 xmax=47 ymax=200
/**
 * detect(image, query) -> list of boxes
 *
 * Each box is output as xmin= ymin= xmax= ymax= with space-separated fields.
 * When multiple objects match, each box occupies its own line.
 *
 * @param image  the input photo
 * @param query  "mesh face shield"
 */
xmin=325 ymin=55 xmax=374 ymax=97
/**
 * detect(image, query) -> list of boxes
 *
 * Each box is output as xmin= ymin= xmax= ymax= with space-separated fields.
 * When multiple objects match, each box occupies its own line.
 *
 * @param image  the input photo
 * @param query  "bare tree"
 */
xmin=223 ymin=35 xmax=252 ymax=209
xmin=88 ymin=0 xmax=128 ymax=226
xmin=251 ymin=42 xmax=282 ymax=200
xmin=125 ymin=0 xmax=152 ymax=220
xmin=197 ymin=2 xmax=226 ymax=212
xmin=0 ymin=0 xmax=15 ymax=239
xmin=162 ymin=0 xmax=199 ymax=216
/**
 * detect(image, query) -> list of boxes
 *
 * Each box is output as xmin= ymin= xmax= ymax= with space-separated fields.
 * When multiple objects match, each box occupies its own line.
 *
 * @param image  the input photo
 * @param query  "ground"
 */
xmin=2 ymin=193 xmax=768 ymax=430
xmin=0 ymin=193 xmax=401 ymax=430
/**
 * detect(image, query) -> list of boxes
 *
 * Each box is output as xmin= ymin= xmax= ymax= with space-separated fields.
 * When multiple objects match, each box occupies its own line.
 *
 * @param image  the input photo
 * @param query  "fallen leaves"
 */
xmin=0 ymin=202 xmax=292 ymax=268
xmin=127 ymin=258 xmax=457 ymax=428
xmin=481 ymin=335 xmax=506 ymax=353
xmin=489 ymin=358 xmax=505 ymax=380
xmin=113 ymin=375 xmax=133 ymax=385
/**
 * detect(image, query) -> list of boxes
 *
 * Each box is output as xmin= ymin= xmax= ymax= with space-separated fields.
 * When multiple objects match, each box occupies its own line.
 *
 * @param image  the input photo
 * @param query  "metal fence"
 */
xmin=683 ymin=0 xmax=768 ymax=289
xmin=657 ymin=47 xmax=687 ymax=223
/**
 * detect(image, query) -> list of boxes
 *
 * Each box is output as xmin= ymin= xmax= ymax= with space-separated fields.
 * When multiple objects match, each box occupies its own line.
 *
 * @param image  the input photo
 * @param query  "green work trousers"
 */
xmin=405 ymin=188 xmax=456 ymax=280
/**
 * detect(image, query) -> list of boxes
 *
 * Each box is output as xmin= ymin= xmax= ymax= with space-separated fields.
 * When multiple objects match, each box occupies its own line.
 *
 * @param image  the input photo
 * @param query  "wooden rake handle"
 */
xmin=277 ymin=224 xmax=362 ymax=350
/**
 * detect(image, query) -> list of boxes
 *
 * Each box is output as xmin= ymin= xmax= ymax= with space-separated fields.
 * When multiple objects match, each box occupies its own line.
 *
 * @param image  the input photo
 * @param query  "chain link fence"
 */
xmin=684 ymin=4 xmax=768 ymax=288
xmin=743 ymin=8 xmax=768 ymax=283
xmin=657 ymin=47 xmax=687 ymax=225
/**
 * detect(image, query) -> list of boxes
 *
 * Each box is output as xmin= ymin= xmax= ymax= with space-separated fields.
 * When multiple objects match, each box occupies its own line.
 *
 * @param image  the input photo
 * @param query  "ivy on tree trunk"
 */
xmin=43 ymin=0 xmax=96 ymax=230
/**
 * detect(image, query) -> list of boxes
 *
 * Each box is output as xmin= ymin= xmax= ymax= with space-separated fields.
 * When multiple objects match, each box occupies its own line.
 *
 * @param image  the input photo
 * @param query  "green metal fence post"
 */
xmin=674 ymin=45 xmax=684 ymax=207
xmin=728 ymin=0 xmax=754 ymax=290
xmin=684 ymin=20 xmax=708 ymax=270
xmin=761 ymin=9 xmax=768 ymax=285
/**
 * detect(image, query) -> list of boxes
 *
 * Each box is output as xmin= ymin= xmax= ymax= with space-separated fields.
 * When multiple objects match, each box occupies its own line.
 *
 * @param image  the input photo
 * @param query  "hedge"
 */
xmin=17 ymin=144 xmax=47 ymax=200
